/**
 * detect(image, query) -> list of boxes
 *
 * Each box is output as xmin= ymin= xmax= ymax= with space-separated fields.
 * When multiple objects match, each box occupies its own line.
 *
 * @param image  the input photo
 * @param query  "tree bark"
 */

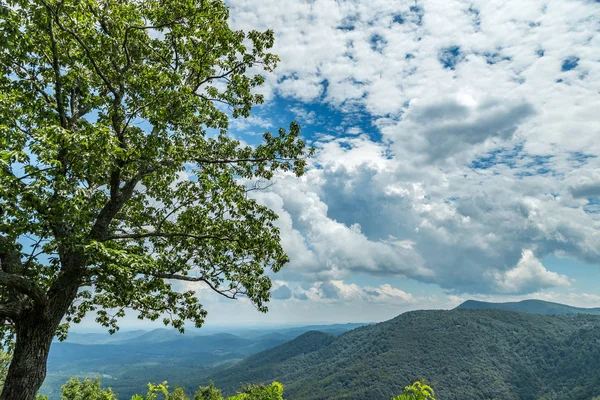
xmin=1 ymin=266 xmax=80 ymax=400
xmin=0 ymin=311 xmax=55 ymax=400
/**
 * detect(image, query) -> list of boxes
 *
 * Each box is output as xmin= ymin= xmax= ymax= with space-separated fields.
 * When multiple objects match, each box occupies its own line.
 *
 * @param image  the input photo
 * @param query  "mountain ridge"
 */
xmin=456 ymin=299 xmax=600 ymax=315
xmin=205 ymin=308 xmax=600 ymax=400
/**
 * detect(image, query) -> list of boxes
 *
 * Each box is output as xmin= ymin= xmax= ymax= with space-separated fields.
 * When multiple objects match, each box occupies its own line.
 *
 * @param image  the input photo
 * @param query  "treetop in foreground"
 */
xmin=0 ymin=0 xmax=312 ymax=398
xmin=32 ymin=376 xmax=436 ymax=400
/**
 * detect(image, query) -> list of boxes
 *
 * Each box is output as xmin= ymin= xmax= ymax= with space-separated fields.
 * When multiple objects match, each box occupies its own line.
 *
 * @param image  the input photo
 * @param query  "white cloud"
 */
xmin=225 ymin=0 xmax=600 ymax=298
xmin=492 ymin=250 xmax=571 ymax=294
xmin=229 ymin=115 xmax=274 ymax=132
xmin=286 ymin=280 xmax=417 ymax=305
xmin=251 ymin=132 xmax=600 ymax=295
xmin=387 ymin=96 xmax=536 ymax=163
xmin=289 ymin=106 xmax=318 ymax=125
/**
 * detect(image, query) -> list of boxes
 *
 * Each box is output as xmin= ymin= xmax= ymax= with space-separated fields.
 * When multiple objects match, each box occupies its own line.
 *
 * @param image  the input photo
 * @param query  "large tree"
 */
xmin=0 ymin=0 xmax=312 ymax=398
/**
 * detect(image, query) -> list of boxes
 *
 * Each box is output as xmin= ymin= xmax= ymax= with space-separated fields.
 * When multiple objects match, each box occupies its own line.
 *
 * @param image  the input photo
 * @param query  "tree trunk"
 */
xmin=0 ymin=312 xmax=55 ymax=400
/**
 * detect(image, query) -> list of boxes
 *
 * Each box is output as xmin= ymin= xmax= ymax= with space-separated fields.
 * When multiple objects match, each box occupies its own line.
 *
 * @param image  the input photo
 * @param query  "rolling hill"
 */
xmin=205 ymin=309 xmax=600 ymax=400
xmin=41 ymin=323 xmax=365 ymax=399
xmin=456 ymin=299 xmax=600 ymax=315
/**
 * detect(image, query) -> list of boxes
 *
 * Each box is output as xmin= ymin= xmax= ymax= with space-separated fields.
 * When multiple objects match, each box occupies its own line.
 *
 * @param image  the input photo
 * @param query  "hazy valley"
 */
xmin=41 ymin=301 xmax=600 ymax=399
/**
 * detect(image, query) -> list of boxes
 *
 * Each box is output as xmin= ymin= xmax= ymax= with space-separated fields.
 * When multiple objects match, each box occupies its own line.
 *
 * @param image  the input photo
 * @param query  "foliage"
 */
xmin=53 ymin=378 xmax=284 ymax=400
xmin=46 ymin=376 xmax=439 ymax=400
xmin=228 ymin=383 xmax=284 ymax=400
xmin=130 ymin=381 xmax=284 ymax=400
xmin=194 ymin=382 xmax=222 ymax=400
xmin=0 ymin=0 xmax=311 ymax=396
xmin=0 ymin=0 xmax=311 ymax=344
xmin=60 ymin=377 xmax=116 ymax=400
xmin=392 ymin=380 xmax=435 ymax=400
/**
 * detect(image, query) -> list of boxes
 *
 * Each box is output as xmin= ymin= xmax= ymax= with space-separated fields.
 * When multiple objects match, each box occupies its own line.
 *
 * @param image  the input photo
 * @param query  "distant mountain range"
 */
xmin=205 ymin=306 xmax=600 ymax=400
xmin=41 ymin=300 xmax=600 ymax=399
xmin=41 ymin=323 xmax=366 ymax=399
xmin=456 ymin=299 xmax=600 ymax=315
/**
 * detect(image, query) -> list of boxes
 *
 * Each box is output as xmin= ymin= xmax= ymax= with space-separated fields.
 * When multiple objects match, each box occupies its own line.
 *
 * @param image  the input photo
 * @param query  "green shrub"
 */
xmin=392 ymin=379 xmax=436 ymax=400
xmin=51 ymin=376 xmax=431 ymax=400
xmin=60 ymin=377 xmax=117 ymax=400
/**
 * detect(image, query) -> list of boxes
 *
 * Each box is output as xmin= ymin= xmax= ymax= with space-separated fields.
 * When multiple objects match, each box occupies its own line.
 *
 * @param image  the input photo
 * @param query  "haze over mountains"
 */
xmin=42 ymin=323 xmax=365 ymax=398
xmin=41 ymin=300 xmax=600 ymax=399
xmin=206 ymin=306 xmax=600 ymax=400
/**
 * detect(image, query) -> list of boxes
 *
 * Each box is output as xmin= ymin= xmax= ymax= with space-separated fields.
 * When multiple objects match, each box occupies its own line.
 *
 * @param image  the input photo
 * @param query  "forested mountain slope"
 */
xmin=42 ymin=324 xmax=364 ymax=399
xmin=206 ymin=309 xmax=600 ymax=400
xmin=457 ymin=299 xmax=600 ymax=315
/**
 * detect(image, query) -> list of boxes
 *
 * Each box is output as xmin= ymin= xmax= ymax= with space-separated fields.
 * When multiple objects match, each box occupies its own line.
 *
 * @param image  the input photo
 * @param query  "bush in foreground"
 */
xmin=42 ymin=377 xmax=436 ymax=400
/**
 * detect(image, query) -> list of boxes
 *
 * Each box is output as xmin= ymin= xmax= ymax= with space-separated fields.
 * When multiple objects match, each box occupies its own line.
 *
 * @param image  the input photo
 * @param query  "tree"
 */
xmin=60 ymin=377 xmax=116 ymax=400
xmin=228 ymin=383 xmax=284 ymax=400
xmin=194 ymin=382 xmax=222 ymax=400
xmin=391 ymin=380 xmax=436 ymax=400
xmin=0 ymin=0 xmax=312 ymax=398
xmin=58 ymin=379 xmax=285 ymax=400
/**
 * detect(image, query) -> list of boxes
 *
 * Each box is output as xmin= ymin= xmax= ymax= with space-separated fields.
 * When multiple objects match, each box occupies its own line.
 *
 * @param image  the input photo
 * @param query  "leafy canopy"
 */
xmin=392 ymin=380 xmax=436 ymax=400
xmin=50 ymin=377 xmax=434 ymax=400
xmin=58 ymin=378 xmax=284 ymax=400
xmin=0 ymin=0 xmax=312 ymax=342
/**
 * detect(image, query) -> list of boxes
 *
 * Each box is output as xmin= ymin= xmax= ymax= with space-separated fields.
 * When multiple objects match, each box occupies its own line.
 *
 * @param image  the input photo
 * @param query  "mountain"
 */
xmin=114 ymin=328 xmax=204 ymax=344
xmin=41 ymin=323 xmax=365 ymax=399
xmin=456 ymin=299 xmax=600 ymax=315
xmin=43 ymin=332 xmax=283 ymax=399
xmin=206 ymin=309 xmax=600 ymax=400
xmin=205 ymin=331 xmax=336 ymax=388
xmin=59 ymin=330 xmax=149 ymax=345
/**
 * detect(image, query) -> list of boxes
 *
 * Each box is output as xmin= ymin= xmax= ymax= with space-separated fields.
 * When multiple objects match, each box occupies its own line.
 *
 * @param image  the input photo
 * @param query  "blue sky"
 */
xmin=85 ymin=0 xmax=600 ymax=330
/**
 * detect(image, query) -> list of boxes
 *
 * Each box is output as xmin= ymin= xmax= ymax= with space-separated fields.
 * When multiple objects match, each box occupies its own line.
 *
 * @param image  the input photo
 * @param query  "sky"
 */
xmin=85 ymin=0 xmax=600 ymax=330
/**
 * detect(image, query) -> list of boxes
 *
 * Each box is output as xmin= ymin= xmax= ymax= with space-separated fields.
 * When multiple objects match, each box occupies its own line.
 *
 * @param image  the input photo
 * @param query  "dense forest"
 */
xmin=2 ymin=359 xmax=434 ymax=400
xmin=5 ymin=303 xmax=600 ymax=399
xmin=41 ymin=325 xmax=364 ymax=398
xmin=203 ymin=309 xmax=600 ymax=400
xmin=457 ymin=300 xmax=600 ymax=315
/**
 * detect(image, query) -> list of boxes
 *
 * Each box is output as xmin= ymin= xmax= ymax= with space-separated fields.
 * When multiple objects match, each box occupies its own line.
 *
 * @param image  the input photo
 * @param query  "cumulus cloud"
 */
xmin=252 ymin=132 xmax=600 ymax=295
xmin=286 ymin=281 xmax=417 ymax=304
xmin=391 ymin=96 xmax=536 ymax=162
xmin=229 ymin=115 xmax=274 ymax=132
xmin=250 ymin=172 xmax=433 ymax=283
xmin=492 ymin=250 xmax=571 ymax=294
xmin=227 ymin=0 xmax=600 ymax=299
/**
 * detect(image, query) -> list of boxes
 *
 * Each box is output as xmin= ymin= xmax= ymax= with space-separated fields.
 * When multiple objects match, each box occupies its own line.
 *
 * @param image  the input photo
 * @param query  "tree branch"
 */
xmin=105 ymin=232 xmax=234 ymax=242
xmin=0 ymin=235 xmax=48 ymax=307
xmin=192 ymin=61 xmax=248 ymax=93
xmin=89 ymin=175 xmax=140 ymax=241
xmin=0 ymin=302 xmax=20 ymax=320
xmin=41 ymin=0 xmax=119 ymax=96
xmin=1 ymin=59 xmax=56 ymax=108
xmin=0 ymin=164 xmax=48 ymax=218
xmin=0 ymin=272 xmax=48 ymax=306
xmin=152 ymin=273 xmax=238 ymax=299
xmin=46 ymin=14 xmax=67 ymax=128
xmin=196 ymin=157 xmax=294 ymax=165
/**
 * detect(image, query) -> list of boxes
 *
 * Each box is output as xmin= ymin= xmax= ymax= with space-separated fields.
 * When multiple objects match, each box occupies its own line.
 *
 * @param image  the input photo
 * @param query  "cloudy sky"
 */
xmin=98 ymin=0 xmax=600 ymax=330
